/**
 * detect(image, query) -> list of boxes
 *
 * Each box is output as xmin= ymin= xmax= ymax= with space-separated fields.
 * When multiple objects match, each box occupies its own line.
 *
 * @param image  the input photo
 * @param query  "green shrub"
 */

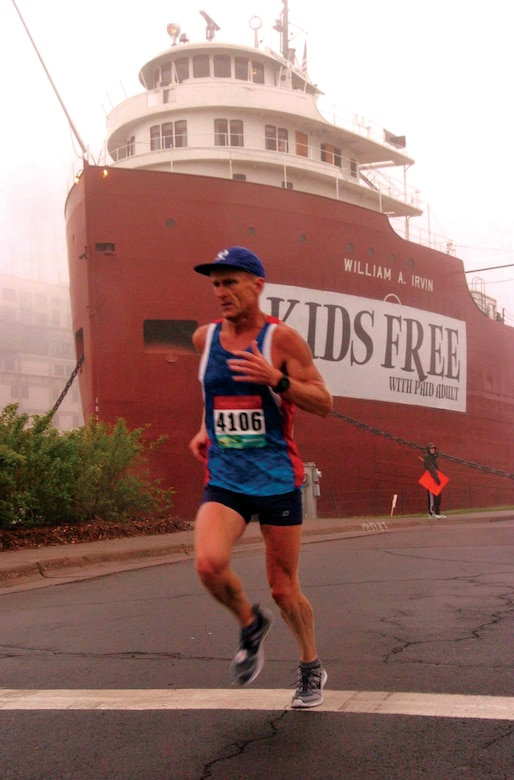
xmin=0 ymin=404 xmax=174 ymax=529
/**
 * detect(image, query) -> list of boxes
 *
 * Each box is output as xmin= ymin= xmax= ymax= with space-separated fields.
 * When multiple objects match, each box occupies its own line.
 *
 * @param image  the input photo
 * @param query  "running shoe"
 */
xmin=291 ymin=664 xmax=328 ymax=708
xmin=230 ymin=604 xmax=273 ymax=687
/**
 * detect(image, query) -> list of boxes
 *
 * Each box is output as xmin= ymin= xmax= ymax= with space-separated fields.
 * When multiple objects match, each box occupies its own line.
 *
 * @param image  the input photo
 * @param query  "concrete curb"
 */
xmin=1 ymin=510 xmax=513 ymax=589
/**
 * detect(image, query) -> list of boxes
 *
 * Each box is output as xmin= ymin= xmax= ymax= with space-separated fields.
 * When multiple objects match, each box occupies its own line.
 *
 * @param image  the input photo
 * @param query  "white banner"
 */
xmin=263 ymin=284 xmax=467 ymax=412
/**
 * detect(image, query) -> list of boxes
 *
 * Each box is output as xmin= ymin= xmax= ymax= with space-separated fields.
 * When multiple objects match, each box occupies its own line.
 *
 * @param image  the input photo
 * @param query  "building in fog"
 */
xmin=0 ymin=274 xmax=83 ymax=430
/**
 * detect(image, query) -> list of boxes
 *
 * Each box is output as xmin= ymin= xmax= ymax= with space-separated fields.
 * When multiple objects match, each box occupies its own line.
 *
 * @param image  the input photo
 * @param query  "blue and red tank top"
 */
xmin=198 ymin=317 xmax=304 ymax=495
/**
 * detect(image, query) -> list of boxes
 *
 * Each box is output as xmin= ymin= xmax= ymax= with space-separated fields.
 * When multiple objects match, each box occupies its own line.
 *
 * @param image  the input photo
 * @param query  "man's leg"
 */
xmin=195 ymin=501 xmax=273 ymax=686
xmin=194 ymin=501 xmax=254 ymax=627
xmin=428 ymin=490 xmax=435 ymax=515
xmin=262 ymin=523 xmax=327 ymax=707
xmin=260 ymin=524 xmax=318 ymax=662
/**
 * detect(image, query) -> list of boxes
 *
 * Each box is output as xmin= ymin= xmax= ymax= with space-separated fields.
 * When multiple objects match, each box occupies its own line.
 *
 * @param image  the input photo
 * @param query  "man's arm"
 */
xmin=189 ymin=325 xmax=210 ymax=462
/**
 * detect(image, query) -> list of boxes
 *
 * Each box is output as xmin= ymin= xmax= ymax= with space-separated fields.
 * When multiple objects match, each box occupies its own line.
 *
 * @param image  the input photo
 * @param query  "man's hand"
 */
xmin=189 ymin=429 xmax=209 ymax=463
xmin=227 ymin=341 xmax=280 ymax=387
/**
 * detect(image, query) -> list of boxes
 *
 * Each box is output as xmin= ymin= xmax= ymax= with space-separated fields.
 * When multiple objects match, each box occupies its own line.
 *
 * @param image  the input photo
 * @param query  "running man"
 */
xmin=189 ymin=246 xmax=333 ymax=708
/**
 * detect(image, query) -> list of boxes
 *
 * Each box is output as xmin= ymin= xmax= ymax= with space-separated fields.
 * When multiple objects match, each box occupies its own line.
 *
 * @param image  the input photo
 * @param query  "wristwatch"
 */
xmin=272 ymin=374 xmax=290 ymax=394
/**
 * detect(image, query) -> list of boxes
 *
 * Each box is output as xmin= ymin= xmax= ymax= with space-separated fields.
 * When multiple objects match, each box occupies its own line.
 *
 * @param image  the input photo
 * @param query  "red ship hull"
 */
xmin=65 ymin=164 xmax=514 ymax=519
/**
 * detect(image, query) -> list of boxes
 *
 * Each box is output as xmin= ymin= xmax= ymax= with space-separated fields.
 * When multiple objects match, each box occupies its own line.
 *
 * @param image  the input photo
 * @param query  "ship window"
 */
xmin=235 ymin=57 xmax=249 ymax=80
xmin=160 ymin=62 xmax=172 ymax=86
xmin=230 ymin=120 xmax=244 ymax=147
xmin=143 ymin=319 xmax=198 ymax=353
xmin=321 ymin=143 xmax=342 ymax=167
xmin=265 ymin=125 xmax=288 ymax=152
xmin=152 ymin=68 xmax=160 ymax=88
xmin=162 ymin=122 xmax=174 ymax=149
xmin=233 ymin=173 xmax=246 ymax=181
xmin=193 ymin=54 xmax=210 ymax=77
xmin=150 ymin=125 xmax=161 ymax=151
xmin=295 ymin=131 xmax=308 ymax=157
xmin=175 ymin=57 xmax=189 ymax=83
xmin=251 ymin=61 xmax=264 ymax=84
xmin=214 ymin=55 xmax=231 ymax=78
xmin=75 ymin=328 xmax=84 ymax=362
xmin=350 ymin=159 xmax=357 ymax=178
xmin=127 ymin=136 xmax=135 ymax=156
xmin=214 ymin=119 xmax=244 ymax=147
xmin=265 ymin=125 xmax=276 ymax=151
xmin=215 ymin=119 xmax=228 ymax=146
xmin=95 ymin=242 xmax=115 ymax=254
xmin=175 ymin=120 xmax=187 ymax=147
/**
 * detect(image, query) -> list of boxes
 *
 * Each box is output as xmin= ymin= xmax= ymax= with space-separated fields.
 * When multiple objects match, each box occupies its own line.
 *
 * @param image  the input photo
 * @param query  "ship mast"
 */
xmin=274 ymin=0 xmax=290 ymax=60
xmin=10 ymin=0 xmax=89 ymax=158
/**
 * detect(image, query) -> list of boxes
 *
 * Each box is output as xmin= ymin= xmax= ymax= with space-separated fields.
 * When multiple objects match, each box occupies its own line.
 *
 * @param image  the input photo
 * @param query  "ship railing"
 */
xmin=316 ymin=98 xmax=408 ymax=154
xmin=106 ymin=134 xmax=421 ymax=212
xmin=389 ymin=217 xmax=455 ymax=254
xmin=107 ymin=87 xmax=408 ymax=160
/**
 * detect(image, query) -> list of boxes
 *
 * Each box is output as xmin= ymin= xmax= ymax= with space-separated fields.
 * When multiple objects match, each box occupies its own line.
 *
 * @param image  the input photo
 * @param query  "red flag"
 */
xmin=418 ymin=470 xmax=449 ymax=496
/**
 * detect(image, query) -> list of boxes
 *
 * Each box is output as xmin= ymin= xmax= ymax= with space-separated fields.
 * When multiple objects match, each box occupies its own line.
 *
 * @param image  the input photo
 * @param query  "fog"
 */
xmin=1 ymin=0 xmax=513 ymax=321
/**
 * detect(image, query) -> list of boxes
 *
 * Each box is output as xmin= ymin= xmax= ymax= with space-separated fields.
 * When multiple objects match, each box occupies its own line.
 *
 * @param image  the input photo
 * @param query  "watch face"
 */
xmin=275 ymin=375 xmax=290 ymax=393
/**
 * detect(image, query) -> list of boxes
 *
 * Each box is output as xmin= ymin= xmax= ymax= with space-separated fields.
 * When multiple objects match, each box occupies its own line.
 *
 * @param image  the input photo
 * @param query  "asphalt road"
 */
xmin=1 ymin=520 xmax=513 ymax=779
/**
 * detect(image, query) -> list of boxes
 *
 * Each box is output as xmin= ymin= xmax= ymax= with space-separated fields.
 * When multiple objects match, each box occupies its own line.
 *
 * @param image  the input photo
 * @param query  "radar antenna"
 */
xmin=199 ymin=10 xmax=220 ymax=41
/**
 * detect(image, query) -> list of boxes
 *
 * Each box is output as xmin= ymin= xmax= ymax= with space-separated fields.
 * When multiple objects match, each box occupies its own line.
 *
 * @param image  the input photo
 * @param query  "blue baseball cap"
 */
xmin=194 ymin=246 xmax=266 ymax=278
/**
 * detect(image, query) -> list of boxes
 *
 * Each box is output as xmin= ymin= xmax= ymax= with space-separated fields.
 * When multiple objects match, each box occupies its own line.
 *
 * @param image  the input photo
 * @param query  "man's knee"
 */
xmin=195 ymin=553 xmax=229 ymax=587
xmin=269 ymin=574 xmax=298 ymax=610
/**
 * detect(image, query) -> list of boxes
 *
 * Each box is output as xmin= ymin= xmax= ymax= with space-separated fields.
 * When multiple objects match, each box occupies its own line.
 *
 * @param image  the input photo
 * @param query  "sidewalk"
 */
xmin=1 ymin=509 xmax=513 ymax=590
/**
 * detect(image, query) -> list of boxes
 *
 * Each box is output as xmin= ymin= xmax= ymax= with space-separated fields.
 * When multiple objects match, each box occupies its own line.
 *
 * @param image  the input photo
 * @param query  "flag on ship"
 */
xmin=301 ymin=41 xmax=308 ymax=74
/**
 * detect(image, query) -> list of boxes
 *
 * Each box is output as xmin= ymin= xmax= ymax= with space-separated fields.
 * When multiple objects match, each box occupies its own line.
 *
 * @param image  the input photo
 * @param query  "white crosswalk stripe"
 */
xmin=0 ymin=689 xmax=513 ymax=719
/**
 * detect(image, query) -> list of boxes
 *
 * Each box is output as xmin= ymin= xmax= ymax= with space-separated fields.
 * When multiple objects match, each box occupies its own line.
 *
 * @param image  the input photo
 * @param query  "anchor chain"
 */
xmin=330 ymin=409 xmax=514 ymax=481
xmin=51 ymin=355 xmax=84 ymax=415
xmin=48 ymin=365 xmax=512 ymax=482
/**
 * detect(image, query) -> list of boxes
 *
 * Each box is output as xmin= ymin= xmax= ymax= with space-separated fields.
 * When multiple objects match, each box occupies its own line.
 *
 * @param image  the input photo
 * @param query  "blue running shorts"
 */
xmin=201 ymin=485 xmax=303 ymax=526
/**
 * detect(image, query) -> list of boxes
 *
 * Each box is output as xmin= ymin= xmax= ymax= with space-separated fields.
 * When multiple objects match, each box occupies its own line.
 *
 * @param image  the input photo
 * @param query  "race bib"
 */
xmin=213 ymin=395 xmax=266 ymax=448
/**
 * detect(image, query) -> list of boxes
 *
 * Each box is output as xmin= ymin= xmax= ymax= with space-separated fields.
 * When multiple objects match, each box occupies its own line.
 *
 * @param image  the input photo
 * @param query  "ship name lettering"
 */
xmin=411 ymin=274 xmax=434 ymax=292
xmin=343 ymin=258 xmax=391 ymax=281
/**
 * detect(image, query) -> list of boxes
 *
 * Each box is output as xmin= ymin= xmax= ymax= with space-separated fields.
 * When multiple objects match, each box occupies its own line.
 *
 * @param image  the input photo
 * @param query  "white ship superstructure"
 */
xmin=105 ymin=12 xmax=421 ymax=219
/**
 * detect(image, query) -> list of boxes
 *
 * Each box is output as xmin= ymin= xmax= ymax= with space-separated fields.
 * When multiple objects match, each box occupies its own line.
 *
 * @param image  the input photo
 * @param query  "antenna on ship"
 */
xmin=10 ymin=0 xmax=89 ymax=160
xmin=200 ymin=11 xmax=221 ymax=41
xmin=274 ymin=0 xmax=290 ymax=60
xmin=249 ymin=16 xmax=263 ymax=48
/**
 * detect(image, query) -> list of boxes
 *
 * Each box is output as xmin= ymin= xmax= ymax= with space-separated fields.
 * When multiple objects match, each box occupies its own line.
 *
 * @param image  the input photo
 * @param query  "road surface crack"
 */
xmin=200 ymin=709 xmax=288 ymax=778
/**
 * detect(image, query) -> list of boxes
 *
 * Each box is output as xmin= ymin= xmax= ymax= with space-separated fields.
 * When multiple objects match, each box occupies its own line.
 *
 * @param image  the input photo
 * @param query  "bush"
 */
xmin=0 ymin=404 xmax=174 ymax=529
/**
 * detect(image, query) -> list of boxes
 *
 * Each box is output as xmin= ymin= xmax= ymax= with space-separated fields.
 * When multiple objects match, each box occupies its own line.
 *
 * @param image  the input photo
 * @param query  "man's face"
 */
xmin=210 ymin=269 xmax=263 ymax=320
